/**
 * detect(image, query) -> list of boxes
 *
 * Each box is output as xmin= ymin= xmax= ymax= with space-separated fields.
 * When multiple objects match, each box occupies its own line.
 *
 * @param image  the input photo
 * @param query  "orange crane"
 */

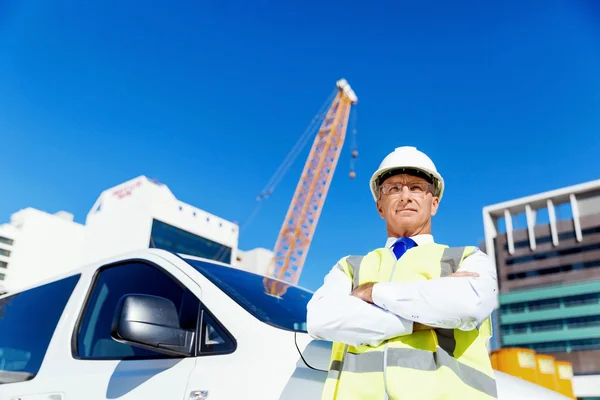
xmin=264 ymin=79 xmax=358 ymax=296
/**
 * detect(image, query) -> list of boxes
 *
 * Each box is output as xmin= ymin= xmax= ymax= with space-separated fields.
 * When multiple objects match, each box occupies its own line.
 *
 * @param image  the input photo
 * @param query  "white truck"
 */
xmin=0 ymin=249 xmax=570 ymax=399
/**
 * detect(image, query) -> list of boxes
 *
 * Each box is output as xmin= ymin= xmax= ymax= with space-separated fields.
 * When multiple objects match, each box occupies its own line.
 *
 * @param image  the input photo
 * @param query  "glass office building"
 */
xmin=149 ymin=219 xmax=232 ymax=264
xmin=483 ymin=179 xmax=600 ymax=399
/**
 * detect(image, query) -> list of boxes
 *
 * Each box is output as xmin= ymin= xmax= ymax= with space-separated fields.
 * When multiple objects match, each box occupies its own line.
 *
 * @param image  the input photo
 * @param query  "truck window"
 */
xmin=0 ymin=274 xmax=80 ymax=383
xmin=183 ymin=257 xmax=311 ymax=333
xmin=74 ymin=261 xmax=234 ymax=360
xmin=200 ymin=307 xmax=236 ymax=355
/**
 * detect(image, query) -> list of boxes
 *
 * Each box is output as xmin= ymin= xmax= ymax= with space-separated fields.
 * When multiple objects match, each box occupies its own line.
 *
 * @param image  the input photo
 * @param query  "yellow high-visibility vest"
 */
xmin=321 ymin=242 xmax=497 ymax=400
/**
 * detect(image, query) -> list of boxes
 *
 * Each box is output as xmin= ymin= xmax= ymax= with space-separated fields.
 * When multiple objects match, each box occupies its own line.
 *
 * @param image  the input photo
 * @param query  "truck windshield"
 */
xmin=182 ymin=257 xmax=312 ymax=332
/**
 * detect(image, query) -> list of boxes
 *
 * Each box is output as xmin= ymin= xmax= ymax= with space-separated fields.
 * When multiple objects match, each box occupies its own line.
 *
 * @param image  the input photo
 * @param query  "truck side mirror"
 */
xmin=111 ymin=294 xmax=194 ymax=357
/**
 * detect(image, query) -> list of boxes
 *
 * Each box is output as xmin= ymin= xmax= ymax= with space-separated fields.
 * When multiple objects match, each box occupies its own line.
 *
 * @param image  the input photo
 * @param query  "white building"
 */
xmin=0 ymin=208 xmax=85 ymax=290
xmin=84 ymin=176 xmax=240 ymax=265
xmin=0 ymin=227 xmax=14 ymax=282
xmin=0 ymin=224 xmax=17 ymax=284
xmin=235 ymin=247 xmax=274 ymax=276
xmin=0 ymin=176 xmax=273 ymax=292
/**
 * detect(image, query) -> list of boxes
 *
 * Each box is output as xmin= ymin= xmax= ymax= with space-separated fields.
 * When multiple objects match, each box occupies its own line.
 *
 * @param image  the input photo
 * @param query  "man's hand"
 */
xmin=351 ymin=282 xmax=376 ymax=303
xmin=413 ymin=323 xmax=431 ymax=331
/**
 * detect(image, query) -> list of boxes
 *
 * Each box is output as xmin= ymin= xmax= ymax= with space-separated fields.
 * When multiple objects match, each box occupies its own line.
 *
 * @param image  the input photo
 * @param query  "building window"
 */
xmin=564 ymin=293 xmax=600 ymax=307
xmin=0 ymin=236 xmax=14 ymax=246
xmin=0 ymin=261 xmax=7 ymax=269
xmin=506 ymin=259 xmax=600 ymax=280
xmin=522 ymin=338 xmax=600 ymax=353
xmin=505 ymin=241 xmax=600 ymax=266
xmin=0 ymin=273 xmax=5 ymax=280
xmin=0 ymin=249 xmax=10 ymax=257
xmin=501 ymin=315 xmax=600 ymax=337
xmin=149 ymin=219 xmax=232 ymax=264
xmin=500 ymin=292 xmax=600 ymax=315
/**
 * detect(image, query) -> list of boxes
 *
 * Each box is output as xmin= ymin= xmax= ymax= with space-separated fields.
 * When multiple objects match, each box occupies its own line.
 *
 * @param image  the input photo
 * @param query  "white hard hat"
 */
xmin=369 ymin=146 xmax=445 ymax=201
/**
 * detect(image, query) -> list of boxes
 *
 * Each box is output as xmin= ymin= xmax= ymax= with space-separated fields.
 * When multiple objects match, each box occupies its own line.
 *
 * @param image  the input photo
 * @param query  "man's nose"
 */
xmin=399 ymin=186 xmax=412 ymax=201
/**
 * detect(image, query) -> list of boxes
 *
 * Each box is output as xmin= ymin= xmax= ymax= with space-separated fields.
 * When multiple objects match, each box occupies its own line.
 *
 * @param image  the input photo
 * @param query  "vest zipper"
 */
xmin=383 ymin=248 xmax=399 ymax=400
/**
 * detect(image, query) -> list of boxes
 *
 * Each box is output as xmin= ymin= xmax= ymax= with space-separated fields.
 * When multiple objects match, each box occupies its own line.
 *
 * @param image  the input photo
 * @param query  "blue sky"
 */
xmin=1 ymin=1 xmax=599 ymax=291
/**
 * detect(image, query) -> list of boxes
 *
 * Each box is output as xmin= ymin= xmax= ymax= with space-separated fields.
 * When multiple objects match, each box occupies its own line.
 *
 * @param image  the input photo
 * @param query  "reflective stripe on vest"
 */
xmin=329 ymin=346 xmax=497 ymax=397
xmin=335 ymin=255 xmax=364 ymax=289
xmin=440 ymin=246 xmax=466 ymax=276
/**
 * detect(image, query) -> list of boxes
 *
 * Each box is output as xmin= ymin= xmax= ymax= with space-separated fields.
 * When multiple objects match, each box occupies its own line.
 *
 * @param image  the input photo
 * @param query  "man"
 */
xmin=306 ymin=146 xmax=499 ymax=400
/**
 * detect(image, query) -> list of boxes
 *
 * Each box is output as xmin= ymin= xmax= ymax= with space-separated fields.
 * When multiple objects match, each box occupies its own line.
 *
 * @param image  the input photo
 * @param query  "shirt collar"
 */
xmin=386 ymin=234 xmax=434 ymax=248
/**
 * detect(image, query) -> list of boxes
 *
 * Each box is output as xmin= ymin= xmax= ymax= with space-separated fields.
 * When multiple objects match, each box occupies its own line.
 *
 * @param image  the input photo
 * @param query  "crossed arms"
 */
xmin=306 ymin=250 xmax=499 ymax=347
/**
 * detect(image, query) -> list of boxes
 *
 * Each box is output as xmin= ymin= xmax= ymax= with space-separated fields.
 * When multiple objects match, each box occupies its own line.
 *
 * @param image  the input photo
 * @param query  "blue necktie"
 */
xmin=392 ymin=237 xmax=417 ymax=259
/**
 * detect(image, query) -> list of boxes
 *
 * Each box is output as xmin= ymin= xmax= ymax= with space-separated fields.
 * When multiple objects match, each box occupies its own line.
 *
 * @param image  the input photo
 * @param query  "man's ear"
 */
xmin=430 ymin=196 xmax=440 ymax=217
xmin=376 ymin=200 xmax=385 ymax=219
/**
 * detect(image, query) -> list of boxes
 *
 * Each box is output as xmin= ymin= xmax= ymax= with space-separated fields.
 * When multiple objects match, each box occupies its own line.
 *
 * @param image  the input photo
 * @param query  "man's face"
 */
xmin=376 ymin=173 xmax=439 ymax=237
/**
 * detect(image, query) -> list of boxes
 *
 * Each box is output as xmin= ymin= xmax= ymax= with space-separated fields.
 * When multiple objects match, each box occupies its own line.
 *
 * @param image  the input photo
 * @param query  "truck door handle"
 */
xmin=11 ymin=394 xmax=64 ymax=400
xmin=189 ymin=390 xmax=209 ymax=399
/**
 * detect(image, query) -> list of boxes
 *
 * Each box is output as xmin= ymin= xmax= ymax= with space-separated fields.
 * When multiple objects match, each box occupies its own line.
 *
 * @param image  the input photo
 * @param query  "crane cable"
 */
xmin=215 ymin=88 xmax=338 ymax=263
xmin=257 ymin=89 xmax=337 ymax=201
xmin=239 ymin=88 xmax=337 ymax=234
xmin=349 ymin=104 xmax=358 ymax=176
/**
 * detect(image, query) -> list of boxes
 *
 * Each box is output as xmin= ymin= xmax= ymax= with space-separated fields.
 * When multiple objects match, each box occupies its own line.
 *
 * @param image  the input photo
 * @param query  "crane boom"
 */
xmin=264 ymin=79 xmax=358 ymax=296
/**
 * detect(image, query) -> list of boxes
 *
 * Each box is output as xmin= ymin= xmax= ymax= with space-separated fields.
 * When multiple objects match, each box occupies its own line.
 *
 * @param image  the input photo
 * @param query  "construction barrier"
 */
xmin=491 ymin=347 xmax=538 ymax=384
xmin=536 ymin=354 xmax=560 ymax=392
xmin=555 ymin=360 xmax=576 ymax=399
xmin=492 ymin=347 xmax=577 ymax=397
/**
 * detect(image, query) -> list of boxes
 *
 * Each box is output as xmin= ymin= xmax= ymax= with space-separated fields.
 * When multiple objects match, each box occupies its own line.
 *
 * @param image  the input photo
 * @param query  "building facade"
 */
xmin=483 ymin=179 xmax=600 ymax=399
xmin=84 ymin=176 xmax=240 ymax=266
xmin=0 ymin=176 xmax=272 ymax=292
xmin=0 ymin=209 xmax=85 ymax=290
xmin=0 ymin=224 xmax=17 ymax=284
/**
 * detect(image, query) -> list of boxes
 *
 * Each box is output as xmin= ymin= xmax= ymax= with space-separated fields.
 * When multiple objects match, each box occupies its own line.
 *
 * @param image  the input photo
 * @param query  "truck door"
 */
xmin=61 ymin=258 xmax=203 ymax=399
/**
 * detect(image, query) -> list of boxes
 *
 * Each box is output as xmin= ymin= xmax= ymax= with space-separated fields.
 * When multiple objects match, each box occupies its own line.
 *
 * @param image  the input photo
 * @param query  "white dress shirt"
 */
xmin=306 ymin=234 xmax=498 ymax=347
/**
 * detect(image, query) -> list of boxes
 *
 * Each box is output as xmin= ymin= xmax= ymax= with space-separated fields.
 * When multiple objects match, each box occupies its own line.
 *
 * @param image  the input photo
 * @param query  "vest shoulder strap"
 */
xmin=440 ymin=245 xmax=479 ymax=277
xmin=336 ymin=248 xmax=388 ymax=289
xmin=335 ymin=254 xmax=362 ymax=289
